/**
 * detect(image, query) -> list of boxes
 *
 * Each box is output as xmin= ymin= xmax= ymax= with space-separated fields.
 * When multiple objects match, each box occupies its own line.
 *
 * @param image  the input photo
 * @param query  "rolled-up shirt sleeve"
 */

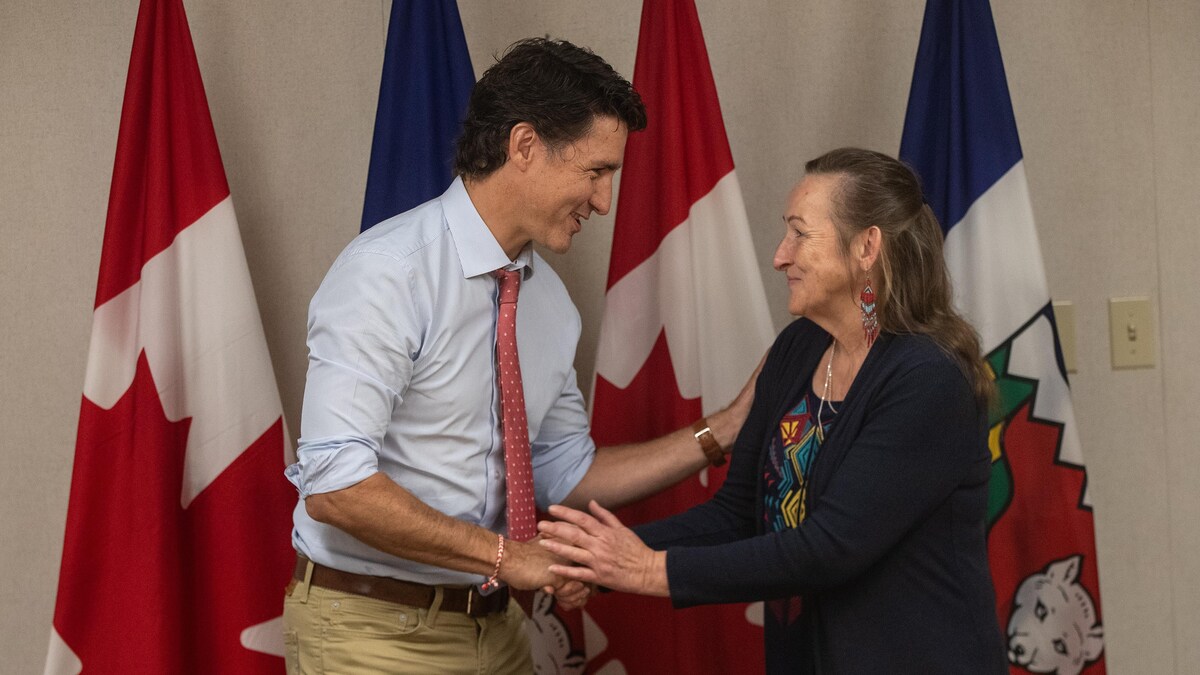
xmin=530 ymin=365 xmax=596 ymax=509
xmin=286 ymin=250 xmax=421 ymax=497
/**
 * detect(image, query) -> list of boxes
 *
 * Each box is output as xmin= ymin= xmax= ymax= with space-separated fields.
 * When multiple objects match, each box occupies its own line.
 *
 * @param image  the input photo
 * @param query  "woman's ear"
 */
xmin=859 ymin=225 xmax=882 ymax=271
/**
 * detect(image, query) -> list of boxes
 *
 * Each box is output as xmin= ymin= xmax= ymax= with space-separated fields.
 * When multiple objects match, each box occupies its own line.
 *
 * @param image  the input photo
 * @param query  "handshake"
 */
xmin=499 ymin=501 xmax=669 ymax=610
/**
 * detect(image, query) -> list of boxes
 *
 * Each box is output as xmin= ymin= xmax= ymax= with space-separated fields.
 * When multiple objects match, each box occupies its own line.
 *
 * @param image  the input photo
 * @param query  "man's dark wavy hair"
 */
xmin=454 ymin=37 xmax=647 ymax=179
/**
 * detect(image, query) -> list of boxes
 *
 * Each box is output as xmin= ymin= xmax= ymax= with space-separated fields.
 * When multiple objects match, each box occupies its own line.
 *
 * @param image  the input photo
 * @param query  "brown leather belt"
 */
xmin=294 ymin=556 xmax=509 ymax=617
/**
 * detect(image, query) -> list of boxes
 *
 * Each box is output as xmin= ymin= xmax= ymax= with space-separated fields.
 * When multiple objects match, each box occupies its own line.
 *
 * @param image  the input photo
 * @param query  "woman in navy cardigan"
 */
xmin=541 ymin=148 xmax=1008 ymax=673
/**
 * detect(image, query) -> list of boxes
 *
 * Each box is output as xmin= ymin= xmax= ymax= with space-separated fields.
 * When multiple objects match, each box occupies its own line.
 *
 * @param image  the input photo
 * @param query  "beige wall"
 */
xmin=2 ymin=1 xmax=1195 ymax=672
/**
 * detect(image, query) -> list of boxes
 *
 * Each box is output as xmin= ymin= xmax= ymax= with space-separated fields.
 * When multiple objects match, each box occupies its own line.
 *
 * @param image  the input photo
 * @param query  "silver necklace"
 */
xmin=818 ymin=341 xmax=838 ymax=430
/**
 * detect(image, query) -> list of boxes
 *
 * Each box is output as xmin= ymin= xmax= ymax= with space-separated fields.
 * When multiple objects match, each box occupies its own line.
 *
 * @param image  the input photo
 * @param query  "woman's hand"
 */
xmin=537 ymin=501 xmax=669 ymax=597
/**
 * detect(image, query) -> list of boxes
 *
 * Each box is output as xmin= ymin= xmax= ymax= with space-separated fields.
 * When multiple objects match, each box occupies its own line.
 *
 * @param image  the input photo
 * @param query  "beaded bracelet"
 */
xmin=481 ymin=534 xmax=505 ymax=591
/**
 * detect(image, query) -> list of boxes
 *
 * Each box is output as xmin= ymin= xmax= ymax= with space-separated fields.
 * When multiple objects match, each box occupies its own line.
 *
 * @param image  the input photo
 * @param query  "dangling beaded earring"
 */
xmin=860 ymin=274 xmax=879 ymax=348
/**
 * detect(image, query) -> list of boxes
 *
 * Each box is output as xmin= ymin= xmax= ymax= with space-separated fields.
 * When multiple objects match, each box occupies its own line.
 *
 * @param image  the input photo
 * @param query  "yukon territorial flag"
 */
xmin=586 ymin=0 xmax=775 ymax=672
xmin=899 ymin=2 xmax=1105 ymax=674
xmin=43 ymin=0 xmax=295 ymax=672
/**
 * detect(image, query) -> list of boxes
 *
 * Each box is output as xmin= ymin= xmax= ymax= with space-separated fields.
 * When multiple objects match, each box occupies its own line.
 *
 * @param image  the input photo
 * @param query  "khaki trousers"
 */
xmin=282 ymin=561 xmax=533 ymax=674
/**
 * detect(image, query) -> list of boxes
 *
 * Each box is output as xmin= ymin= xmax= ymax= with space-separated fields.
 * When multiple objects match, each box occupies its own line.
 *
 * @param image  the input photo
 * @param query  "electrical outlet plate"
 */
xmin=1108 ymin=297 xmax=1156 ymax=369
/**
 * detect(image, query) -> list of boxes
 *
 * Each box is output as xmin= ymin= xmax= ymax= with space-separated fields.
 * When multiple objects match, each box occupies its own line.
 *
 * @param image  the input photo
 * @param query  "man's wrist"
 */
xmin=480 ymin=534 xmax=505 ymax=591
xmin=691 ymin=418 xmax=728 ymax=467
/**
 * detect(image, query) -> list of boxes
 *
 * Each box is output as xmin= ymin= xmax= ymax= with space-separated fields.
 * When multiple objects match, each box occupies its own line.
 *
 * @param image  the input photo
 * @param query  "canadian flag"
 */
xmin=584 ymin=0 xmax=775 ymax=672
xmin=43 ymin=0 xmax=295 ymax=673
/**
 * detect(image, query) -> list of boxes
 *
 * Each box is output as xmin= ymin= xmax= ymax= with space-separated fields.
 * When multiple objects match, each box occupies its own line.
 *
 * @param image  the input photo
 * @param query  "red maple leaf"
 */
xmin=53 ymin=352 xmax=295 ymax=673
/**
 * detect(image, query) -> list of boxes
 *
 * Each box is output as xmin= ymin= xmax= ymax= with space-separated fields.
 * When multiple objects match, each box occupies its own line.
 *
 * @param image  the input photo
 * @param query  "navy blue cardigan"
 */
xmin=636 ymin=319 xmax=1007 ymax=674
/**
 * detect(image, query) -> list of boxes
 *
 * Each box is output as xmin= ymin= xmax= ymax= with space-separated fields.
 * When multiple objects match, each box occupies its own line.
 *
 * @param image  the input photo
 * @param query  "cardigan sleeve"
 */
xmin=634 ymin=321 xmax=813 ymax=549
xmin=663 ymin=351 xmax=988 ymax=607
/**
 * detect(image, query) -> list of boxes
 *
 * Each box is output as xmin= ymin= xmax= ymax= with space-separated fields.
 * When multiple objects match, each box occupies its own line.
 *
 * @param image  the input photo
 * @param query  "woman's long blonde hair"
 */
xmin=805 ymin=147 xmax=996 ymax=406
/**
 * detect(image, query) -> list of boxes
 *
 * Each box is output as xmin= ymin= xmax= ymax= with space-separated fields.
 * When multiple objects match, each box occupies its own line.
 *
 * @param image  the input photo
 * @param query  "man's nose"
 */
xmin=591 ymin=177 xmax=613 ymax=216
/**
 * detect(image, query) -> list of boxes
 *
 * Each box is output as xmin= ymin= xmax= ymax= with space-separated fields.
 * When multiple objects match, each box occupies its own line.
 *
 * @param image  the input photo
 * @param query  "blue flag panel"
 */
xmin=899 ymin=0 xmax=1023 ymax=234
xmin=361 ymin=0 xmax=475 ymax=232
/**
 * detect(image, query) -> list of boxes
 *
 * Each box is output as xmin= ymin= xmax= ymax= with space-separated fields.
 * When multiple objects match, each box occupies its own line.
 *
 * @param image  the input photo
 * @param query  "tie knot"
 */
xmin=494 ymin=269 xmax=520 ymax=304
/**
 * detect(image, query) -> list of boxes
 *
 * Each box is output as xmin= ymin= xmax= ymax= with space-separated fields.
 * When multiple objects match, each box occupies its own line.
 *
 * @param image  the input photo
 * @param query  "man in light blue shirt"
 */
xmin=282 ymin=38 xmax=753 ymax=674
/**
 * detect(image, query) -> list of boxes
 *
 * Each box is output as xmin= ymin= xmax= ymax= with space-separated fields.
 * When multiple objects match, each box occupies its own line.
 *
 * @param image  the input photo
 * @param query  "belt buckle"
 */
xmin=466 ymin=586 xmax=492 ymax=617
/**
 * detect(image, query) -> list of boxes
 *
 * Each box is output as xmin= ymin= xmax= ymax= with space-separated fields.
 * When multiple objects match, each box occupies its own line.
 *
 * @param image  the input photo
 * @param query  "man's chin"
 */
xmin=542 ymin=236 xmax=575 ymax=255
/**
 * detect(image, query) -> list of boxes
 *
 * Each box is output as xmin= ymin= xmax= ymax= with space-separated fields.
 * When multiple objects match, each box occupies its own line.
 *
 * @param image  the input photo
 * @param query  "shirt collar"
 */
xmin=441 ymin=176 xmax=535 ymax=280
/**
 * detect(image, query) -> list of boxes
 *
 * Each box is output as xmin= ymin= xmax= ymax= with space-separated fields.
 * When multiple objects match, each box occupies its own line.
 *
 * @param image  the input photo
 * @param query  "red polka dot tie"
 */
xmin=494 ymin=269 xmax=536 ymax=543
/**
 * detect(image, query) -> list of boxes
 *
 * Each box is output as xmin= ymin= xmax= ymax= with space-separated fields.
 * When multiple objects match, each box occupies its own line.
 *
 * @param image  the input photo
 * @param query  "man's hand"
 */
xmin=499 ymin=537 xmax=575 ymax=591
xmin=496 ymin=537 xmax=594 ymax=609
xmin=546 ymin=580 xmax=593 ymax=610
xmin=536 ymin=528 xmax=594 ymax=609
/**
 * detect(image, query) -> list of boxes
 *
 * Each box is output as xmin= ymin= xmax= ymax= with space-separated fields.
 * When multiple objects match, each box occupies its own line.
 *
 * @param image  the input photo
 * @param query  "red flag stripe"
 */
xmin=605 ymin=0 xmax=734 ymax=289
xmin=96 ymin=0 xmax=229 ymax=308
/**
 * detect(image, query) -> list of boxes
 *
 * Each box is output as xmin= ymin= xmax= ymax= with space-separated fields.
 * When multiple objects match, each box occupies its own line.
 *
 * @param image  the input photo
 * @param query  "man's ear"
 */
xmin=507 ymin=122 xmax=540 ymax=172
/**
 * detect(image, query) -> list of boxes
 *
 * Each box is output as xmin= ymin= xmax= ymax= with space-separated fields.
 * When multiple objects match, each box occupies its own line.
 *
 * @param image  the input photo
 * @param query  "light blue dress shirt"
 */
xmin=286 ymin=177 xmax=596 ymax=585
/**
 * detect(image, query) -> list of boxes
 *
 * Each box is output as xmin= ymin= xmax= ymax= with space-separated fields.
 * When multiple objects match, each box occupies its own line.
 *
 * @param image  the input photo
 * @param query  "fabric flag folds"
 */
xmin=360 ymin=0 xmax=474 ymax=231
xmin=586 ymin=0 xmax=775 ymax=672
xmin=44 ymin=0 xmax=295 ymax=672
xmin=899 ymin=2 xmax=1105 ymax=674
